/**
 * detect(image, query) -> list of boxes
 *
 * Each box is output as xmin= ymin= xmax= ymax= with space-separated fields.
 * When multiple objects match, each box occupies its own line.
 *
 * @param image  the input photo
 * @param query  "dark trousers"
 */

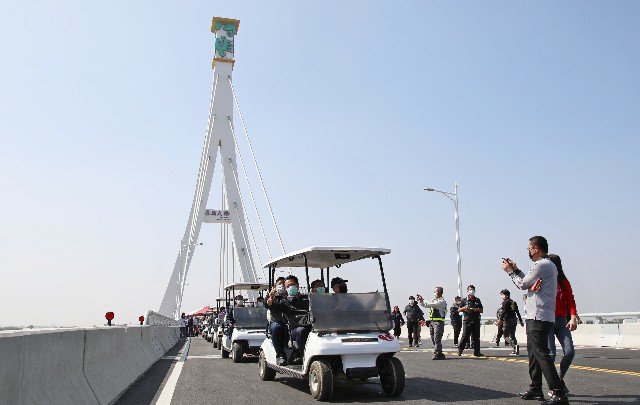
xmin=179 ymin=326 xmax=186 ymax=339
xmin=452 ymin=321 xmax=462 ymax=345
xmin=526 ymin=320 xmax=563 ymax=391
xmin=458 ymin=321 xmax=481 ymax=355
xmin=269 ymin=322 xmax=286 ymax=357
xmin=505 ymin=318 xmax=518 ymax=346
xmin=290 ymin=326 xmax=311 ymax=354
xmin=406 ymin=321 xmax=419 ymax=345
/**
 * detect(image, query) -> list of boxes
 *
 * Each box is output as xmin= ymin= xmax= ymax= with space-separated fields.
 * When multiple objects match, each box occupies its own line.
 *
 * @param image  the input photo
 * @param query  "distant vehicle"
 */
xmin=258 ymin=247 xmax=404 ymax=401
xmin=219 ymin=283 xmax=269 ymax=363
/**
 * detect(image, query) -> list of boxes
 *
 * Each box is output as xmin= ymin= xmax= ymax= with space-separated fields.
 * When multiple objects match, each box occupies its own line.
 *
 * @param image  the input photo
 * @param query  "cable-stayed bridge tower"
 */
xmin=159 ymin=17 xmax=260 ymax=319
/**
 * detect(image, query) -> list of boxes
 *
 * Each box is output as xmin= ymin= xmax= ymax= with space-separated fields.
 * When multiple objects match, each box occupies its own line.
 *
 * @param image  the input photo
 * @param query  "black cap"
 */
xmin=331 ymin=277 xmax=348 ymax=288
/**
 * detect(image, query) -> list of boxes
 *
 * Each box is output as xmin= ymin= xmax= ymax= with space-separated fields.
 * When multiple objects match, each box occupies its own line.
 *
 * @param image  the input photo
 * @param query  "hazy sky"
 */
xmin=1 ymin=2 xmax=639 ymax=326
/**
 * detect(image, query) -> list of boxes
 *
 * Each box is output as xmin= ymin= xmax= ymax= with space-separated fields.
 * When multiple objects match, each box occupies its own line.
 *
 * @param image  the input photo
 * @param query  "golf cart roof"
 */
xmin=223 ymin=282 xmax=269 ymax=291
xmin=262 ymin=246 xmax=391 ymax=269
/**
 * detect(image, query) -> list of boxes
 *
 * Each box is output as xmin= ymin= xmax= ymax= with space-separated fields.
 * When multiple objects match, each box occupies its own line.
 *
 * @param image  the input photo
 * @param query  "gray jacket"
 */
xmin=508 ymin=257 xmax=557 ymax=323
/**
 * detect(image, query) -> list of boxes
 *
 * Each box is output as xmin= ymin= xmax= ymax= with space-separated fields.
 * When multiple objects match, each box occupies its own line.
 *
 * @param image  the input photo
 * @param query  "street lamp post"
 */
xmin=424 ymin=181 xmax=462 ymax=298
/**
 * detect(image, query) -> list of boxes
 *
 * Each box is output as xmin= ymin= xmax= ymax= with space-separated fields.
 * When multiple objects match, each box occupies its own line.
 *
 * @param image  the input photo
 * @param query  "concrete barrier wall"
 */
xmin=397 ymin=322 xmax=638 ymax=350
xmin=0 ymin=326 xmax=179 ymax=405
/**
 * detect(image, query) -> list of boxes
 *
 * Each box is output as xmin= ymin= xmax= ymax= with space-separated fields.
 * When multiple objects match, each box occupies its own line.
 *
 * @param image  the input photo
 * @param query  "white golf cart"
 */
xmin=219 ymin=282 xmax=269 ymax=363
xmin=211 ymin=297 xmax=224 ymax=347
xmin=258 ymin=247 xmax=404 ymax=401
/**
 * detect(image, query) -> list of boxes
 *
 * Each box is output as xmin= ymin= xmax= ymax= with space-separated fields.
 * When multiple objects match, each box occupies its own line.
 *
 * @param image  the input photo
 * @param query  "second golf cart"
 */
xmin=258 ymin=247 xmax=404 ymax=401
xmin=219 ymin=282 xmax=269 ymax=363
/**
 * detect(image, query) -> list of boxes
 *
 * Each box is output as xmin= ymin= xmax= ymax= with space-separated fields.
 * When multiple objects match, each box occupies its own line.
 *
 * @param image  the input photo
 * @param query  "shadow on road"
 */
xmin=115 ymin=340 xmax=185 ymax=405
xmin=271 ymin=375 xmax=514 ymax=403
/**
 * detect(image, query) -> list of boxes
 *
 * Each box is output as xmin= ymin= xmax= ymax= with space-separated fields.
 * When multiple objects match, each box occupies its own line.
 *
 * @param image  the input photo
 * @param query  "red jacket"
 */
xmin=556 ymin=278 xmax=577 ymax=317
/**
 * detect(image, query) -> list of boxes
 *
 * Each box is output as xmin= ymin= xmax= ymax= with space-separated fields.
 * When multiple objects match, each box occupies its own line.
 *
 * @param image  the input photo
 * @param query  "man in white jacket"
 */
xmin=417 ymin=287 xmax=448 ymax=360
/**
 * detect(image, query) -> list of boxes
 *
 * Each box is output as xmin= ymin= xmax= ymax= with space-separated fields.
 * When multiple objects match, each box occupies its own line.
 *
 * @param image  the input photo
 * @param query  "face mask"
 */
xmin=528 ymin=251 xmax=534 ymax=260
xmin=409 ymin=299 xmax=415 ymax=305
xmin=434 ymin=293 xmax=439 ymax=298
xmin=338 ymin=284 xmax=348 ymax=293
xmin=315 ymin=287 xmax=326 ymax=294
xmin=287 ymin=285 xmax=298 ymax=296
xmin=468 ymin=290 xmax=475 ymax=296
xmin=276 ymin=284 xmax=285 ymax=294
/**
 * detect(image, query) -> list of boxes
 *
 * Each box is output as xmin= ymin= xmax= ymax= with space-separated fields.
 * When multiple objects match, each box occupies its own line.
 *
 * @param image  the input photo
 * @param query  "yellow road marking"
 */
xmin=439 ymin=351 xmax=640 ymax=377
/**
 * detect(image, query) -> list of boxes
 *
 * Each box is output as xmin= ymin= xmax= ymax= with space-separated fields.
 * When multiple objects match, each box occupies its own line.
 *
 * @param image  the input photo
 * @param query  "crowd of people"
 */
xmin=390 ymin=236 xmax=577 ymax=405
xmin=177 ymin=235 xmax=577 ymax=404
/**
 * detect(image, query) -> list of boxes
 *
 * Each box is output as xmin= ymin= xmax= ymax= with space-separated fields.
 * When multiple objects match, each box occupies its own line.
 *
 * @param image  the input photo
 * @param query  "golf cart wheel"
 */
xmin=377 ymin=356 xmax=405 ymax=397
xmin=221 ymin=346 xmax=229 ymax=358
xmin=217 ymin=337 xmax=222 ymax=351
xmin=308 ymin=359 xmax=333 ymax=401
xmin=232 ymin=342 xmax=243 ymax=363
xmin=259 ymin=351 xmax=276 ymax=381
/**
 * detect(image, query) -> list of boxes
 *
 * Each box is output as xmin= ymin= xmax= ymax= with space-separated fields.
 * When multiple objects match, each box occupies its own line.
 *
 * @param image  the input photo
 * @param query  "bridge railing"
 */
xmin=145 ymin=310 xmax=179 ymax=326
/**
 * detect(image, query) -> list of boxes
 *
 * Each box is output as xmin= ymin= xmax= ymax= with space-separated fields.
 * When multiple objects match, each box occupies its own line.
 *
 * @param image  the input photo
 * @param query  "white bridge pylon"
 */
xmin=159 ymin=17 xmax=279 ymax=319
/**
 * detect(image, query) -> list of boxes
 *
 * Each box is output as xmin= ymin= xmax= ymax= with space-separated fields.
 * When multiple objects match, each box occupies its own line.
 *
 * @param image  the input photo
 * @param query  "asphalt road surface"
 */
xmin=117 ymin=336 xmax=640 ymax=405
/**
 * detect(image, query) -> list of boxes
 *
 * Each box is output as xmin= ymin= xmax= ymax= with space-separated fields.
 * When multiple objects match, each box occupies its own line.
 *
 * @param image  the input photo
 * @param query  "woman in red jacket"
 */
xmin=547 ymin=254 xmax=577 ymax=391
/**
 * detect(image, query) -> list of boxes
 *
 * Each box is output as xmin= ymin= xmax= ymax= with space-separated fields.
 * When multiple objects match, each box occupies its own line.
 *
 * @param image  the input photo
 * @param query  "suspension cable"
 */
xmin=228 ymin=76 xmax=287 ymax=258
xmin=227 ymin=116 xmax=272 ymax=261
xmin=227 ymin=161 xmax=264 ymax=282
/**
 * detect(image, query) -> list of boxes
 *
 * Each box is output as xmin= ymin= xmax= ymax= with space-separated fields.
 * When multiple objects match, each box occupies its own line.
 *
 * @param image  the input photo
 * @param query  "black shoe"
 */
xmin=541 ymin=392 xmax=569 ymax=404
xmin=495 ymin=341 xmax=500 ymax=347
xmin=289 ymin=356 xmax=302 ymax=365
xmin=433 ymin=353 xmax=446 ymax=360
xmin=408 ymin=343 xmax=413 ymax=347
xmin=457 ymin=351 xmax=462 ymax=357
xmin=519 ymin=389 xmax=545 ymax=400
xmin=277 ymin=356 xmax=288 ymax=366
xmin=473 ymin=353 xmax=485 ymax=357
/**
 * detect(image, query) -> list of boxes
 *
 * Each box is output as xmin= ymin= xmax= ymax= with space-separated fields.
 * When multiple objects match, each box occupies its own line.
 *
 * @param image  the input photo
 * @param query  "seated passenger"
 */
xmin=310 ymin=279 xmax=326 ymax=294
xmin=283 ymin=275 xmax=311 ymax=365
xmin=331 ymin=277 xmax=349 ymax=293
xmin=256 ymin=296 xmax=265 ymax=307
xmin=266 ymin=278 xmax=288 ymax=366
xmin=226 ymin=296 xmax=244 ymax=337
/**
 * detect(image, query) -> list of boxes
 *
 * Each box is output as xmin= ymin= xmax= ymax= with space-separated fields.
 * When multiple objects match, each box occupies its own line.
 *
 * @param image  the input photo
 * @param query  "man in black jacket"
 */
xmin=498 ymin=289 xmax=524 ymax=355
xmin=450 ymin=296 xmax=462 ymax=347
xmin=457 ymin=285 xmax=484 ymax=357
xmin=403 ymin=296 xmax=424 ymax=347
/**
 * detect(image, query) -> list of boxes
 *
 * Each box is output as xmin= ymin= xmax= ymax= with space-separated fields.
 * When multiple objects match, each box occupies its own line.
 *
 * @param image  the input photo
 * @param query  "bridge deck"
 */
xmin=117 ymin=336 xmax=640 ymax=404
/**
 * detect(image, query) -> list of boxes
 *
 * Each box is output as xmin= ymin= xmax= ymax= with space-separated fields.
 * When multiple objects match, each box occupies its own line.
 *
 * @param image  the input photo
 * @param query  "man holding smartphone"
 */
xmin=502 ymin=236 xmax=569 ymax=405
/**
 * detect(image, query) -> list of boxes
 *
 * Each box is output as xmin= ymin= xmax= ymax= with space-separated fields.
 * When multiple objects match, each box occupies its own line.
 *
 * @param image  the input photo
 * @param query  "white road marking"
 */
xmin=155 ymin=338 xmax=190 ymax=405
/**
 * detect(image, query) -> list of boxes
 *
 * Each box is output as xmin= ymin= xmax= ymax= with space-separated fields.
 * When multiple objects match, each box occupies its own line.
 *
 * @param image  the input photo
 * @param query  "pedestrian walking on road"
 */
xmin=403 ymin=296 xmax=424 ymax=347
xmin=417 ymin=287 xmax=448 ymax=360
xmin=450 ymin=296 xmax=462 ymax=347
xmin=547 ymin=254 xmax=578 ymax=393
xmin=498 ymin=289 xmax=524 ymax=355
xmin=502 ymin=235 xmax=569 ymax=405
xmin=391 ymin=306 xmax=405 ymax=339
xmin=178 ymin=313 xmax=187 ymax=339
xmin=457 ymin=285 xmax=484 ymax=357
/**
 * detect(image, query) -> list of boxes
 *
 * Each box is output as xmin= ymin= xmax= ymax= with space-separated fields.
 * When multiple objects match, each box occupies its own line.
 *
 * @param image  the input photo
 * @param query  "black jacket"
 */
xmin=449 ymin=304 xmax=462 ymax=324
xmin=267 ymin=294 xmax=310 ymax=328
xmin=460 ymin=296 xmax=483 ymax=323
xmin=403 ymin=303 xmax=424 ymax=322
xmin=392 ymin=312 xmax=405 ymax=329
